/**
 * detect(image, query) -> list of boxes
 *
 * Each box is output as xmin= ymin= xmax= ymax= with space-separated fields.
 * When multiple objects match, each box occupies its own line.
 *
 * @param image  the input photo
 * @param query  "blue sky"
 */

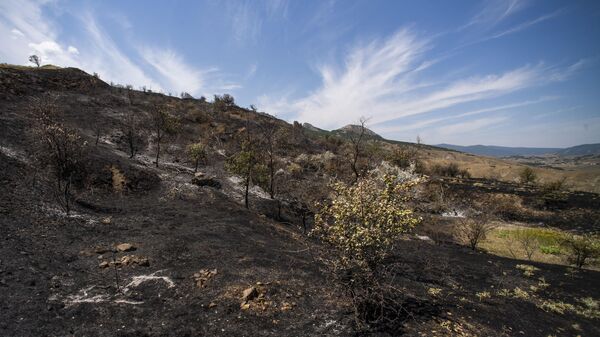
xmin=1 ymin=0 xmax=599 ymax=147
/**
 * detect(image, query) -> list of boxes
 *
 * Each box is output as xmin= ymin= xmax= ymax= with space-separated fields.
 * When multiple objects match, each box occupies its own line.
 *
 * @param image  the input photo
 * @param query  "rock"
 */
xmin=99 ymin=261 xmax=109 ymax=268
xmin=191 ymin=176 xmax=222 ymax=189
xmin=241 ymin=286 xmax=258 ymax=302
xmin=208 ymin=301 xmax=217 ymax=308
xmin=194 ymin=172 xmax=205 ymax=178
xmin=101 ymin=217 xmax=112 ymax=224
xmin=193 ymin=269 xmax=217 ymax=288
xmin=118 ymin=255 xmax=149 ymax=266
xmin=281 ymin=302 xmax=293 ymax=311
xmin=240 ymin=302 xmax=251 ymax=310
xmin=115 ymin=243 xmax=136 ymax=252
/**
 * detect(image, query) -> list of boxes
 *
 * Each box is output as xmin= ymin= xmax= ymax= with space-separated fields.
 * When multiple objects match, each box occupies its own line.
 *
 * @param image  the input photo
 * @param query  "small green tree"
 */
xmin=226 ymin=139 xmax=267 ymax=209
xmin=312 ymin=173 xmax=421 ymax=269
xmin=150 ymin=104 xmax=180 ymax=167
xmin=187 ymin=142 xmax=207 ymax=172
xmin=519 ymin=167 xmax=537 ymax=185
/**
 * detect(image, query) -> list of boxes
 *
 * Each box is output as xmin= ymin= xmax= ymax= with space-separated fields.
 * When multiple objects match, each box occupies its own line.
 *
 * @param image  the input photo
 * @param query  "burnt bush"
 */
xmin=429 ymin=162 xmax=470 ymax=178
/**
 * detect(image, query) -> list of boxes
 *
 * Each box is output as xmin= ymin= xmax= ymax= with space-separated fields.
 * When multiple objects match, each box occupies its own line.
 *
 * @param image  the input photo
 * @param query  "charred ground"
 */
xmin=1 ymin=65 xmax=599 ymax=336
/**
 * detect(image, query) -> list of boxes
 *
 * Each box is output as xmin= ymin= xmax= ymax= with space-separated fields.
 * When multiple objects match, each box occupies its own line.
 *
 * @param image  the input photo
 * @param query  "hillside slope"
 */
xmin=1 ymin=65 xmax=599 ymax=337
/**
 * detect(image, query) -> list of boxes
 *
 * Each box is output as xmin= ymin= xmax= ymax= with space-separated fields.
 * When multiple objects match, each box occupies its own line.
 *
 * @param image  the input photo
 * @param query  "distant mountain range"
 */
xmin=300 ymin=123 xmax=600 ymax=158
xmin=437 ymin=143 xmax=600 ymax=157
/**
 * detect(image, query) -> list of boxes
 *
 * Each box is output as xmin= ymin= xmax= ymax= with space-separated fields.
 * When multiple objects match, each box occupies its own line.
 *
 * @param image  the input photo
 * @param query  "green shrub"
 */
xmin=561 ymin=233 xmax=600 ymax=269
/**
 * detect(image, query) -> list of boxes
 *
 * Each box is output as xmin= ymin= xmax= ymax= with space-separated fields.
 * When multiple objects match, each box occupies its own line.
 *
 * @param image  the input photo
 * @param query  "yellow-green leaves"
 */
xmin=312 ymin=173 xmax=420 ymax=268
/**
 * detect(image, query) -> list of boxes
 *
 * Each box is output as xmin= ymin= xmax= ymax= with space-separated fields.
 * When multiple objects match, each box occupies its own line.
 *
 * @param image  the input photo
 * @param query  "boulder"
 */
xmin=115 ymin=243 xmax=136 ymax=252
xmin=241 ymin=286 xmax=258 ymax=302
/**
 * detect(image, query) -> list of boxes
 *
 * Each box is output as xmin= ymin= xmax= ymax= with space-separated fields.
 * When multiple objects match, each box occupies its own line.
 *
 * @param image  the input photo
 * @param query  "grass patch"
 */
xmin=480 ymin=225 xmax=599 ymax=268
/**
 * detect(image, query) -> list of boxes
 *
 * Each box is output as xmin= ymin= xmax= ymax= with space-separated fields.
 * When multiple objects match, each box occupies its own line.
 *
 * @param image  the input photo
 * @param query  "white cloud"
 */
xmin=67 ymin=45 xmax=79 ymax=55
xmin=140 ymin=48 xmax=204 ymax=95
xmin=260 ymin=28 xmax=581 ymax=130
xmin=10 ymin=28 xmax=24 ymax=38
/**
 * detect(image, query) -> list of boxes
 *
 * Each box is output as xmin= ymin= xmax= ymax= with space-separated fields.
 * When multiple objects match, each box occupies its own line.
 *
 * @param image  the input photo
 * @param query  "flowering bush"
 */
xmin=312 ymin=172 xmax=421 ymax=268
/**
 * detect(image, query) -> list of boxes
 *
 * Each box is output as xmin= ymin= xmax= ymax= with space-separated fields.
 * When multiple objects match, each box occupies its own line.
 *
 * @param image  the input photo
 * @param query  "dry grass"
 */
xmin=421 ymin=148 xmax=600 ymax=193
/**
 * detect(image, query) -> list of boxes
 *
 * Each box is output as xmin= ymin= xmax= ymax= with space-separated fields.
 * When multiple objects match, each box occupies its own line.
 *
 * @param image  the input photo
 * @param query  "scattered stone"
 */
xmin=208 ymin=301 xmax=217 ymax=308
xmin=101 ymin=217 xmax=112 ymax=224
xmin=192 ymin=269 xmax=217 ymax=288
xmin=281 ymin=302 xmax=293 ymax=311
xmin=194 ymin=172 xmax=205 ymax=178
xmin=240 ymin=302 xmax=251 ymax=310
xmin=242 ymin=286 xmax=258 ymax=302
xmin=99 ymin=261 xmax=109 ymax=268
xmin=115 ymin=243 xmax=136 ymax=252
xmin=118 ymin=255 xmax=149 ymax=267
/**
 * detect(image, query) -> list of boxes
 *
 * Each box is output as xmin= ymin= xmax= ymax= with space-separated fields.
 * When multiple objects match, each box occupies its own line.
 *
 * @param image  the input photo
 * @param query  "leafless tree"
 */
xmin=122 ymin=110 xmax=144 ymax=158
xmin=514 ymin=229 xmax=540 ymax=261
xmin=29 ymin=55 xmax=41 ymax=67
xmin=455 ymin=212 xmax=494 ymax=250
xmin=31 ymin=97 xmax=87 ymax=215
xmin=94 ymin=124 xmax=102 ymax=146
xmin=259 ymin=122 xmax=285 ymax=199
xmin=348 ymin=117 xmax=368 ymax=183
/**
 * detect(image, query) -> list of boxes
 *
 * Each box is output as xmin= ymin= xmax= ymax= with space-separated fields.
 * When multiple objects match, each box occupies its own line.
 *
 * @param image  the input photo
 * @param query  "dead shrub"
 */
xmin=454 ymin=212 xmax=494 ymax=250
xmin=429 ymin=162 xmax=470 ymax=178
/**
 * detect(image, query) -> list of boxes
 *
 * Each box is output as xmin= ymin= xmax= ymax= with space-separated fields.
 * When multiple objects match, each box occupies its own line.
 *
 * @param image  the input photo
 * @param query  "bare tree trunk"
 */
xmin=155 ymin=140 xmax=160 ymax=168
xmin=64 ymin=175 xmax=71 ymax=215
xmin=194 ymin=158 xmax=198 ymax=173
xmin=128 ymin=131 xmax=135 ymax=158
xmin=269 ymin=155 xmax=275 ymax=199
xmin=244 ymin=174 xmax=250 ymax=209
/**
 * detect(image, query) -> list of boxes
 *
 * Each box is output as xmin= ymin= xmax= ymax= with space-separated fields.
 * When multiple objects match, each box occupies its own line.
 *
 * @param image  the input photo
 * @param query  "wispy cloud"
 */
xmin=484 ymin=9 xmax=563 ymax=41
xmin=461 ymin=0 xmax=528 ymax=30
xmin=230 ymin=1 xmax=262 ymax=44
xmin=259 ymin=28 xmax=582 ymax=130
xmin=375 ymin=96 xmax=557 ymax=135
xmin=140 ymin=48 xmax=205 ymax=95
xmin=265 ymin=0 xmax=290 ymax=19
